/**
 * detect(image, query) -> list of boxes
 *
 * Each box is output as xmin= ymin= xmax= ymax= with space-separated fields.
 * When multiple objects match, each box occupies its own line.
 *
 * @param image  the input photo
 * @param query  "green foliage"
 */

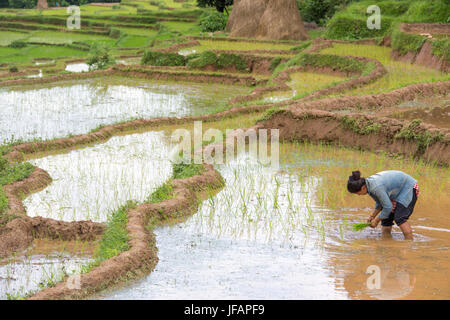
xmin=0 ymin=150 xmax=34 ymax=214
xmin=172 ymin=163 xmax=204 ymax=180
xmin=0 ymin=162 xmax=34 ymax=186
xmin=108 ymin=28 xmax=123 ymax=39
xmin=187 ymin=50 xmax=217 ymax=68
xmin=269 ymin=57 xmax=282 ymax=72
xmin=325 ymin=15 xmax=393 ymax=40
xmin=324 ymin=0 xmax=448 ymax=40
xmin=216 ymin=52 xmax=247 ymax=70
xmin=197 ymin=0 xmax=233 ymax=13
xmin=87 ymin=43 xmax=115 ymax=71
xmin=8 ymin=0 xmax=36 ymax=9
xmin=147 ymin=183 xmax=173 ymax=203
xmin=431 ymin=39 xmax=450 ymax=62
xmin=93 ymin=201 xmax=135 ymax=264
xmin=298 ymin=0 xmax=350 ymax=26
xmin=391 ymin=27 xmax=426 ymax=55
xmin=256 ymin=107 xmax=285 ymax=123
xmin=402 ymin=0 xmax=450 ymax=23
xmin=199 ymin=11 xmax=228 ymax=32
xmin=8 ymin=40 xmax=26 ymax=48
xmin=141 ymin=50 xmax=186 ymax=66
xmin=8 ymin=65 xmax=18 ymax=73
xmin=394 ymin=119 xmax=444 ymax=154
xmin=287 ymin=52 xmax=368 ymax=73
xmin=290 ymin=41 xmax=312 ymax=52
xmin=341 ymin=116 xmax=381 ymax=135
xmin=187 ymin=51 xmax=247 ymax=71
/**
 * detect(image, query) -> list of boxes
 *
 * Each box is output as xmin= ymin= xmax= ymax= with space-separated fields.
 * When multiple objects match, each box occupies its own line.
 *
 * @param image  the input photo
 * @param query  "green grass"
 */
xmin=0 ymin=146 xmax=35 ymax=214
xmin=320 ymin=43 xmax=450 ymax=96
xmin=147 ymin=182 xmax=174 ymax=203
xmin=172 ymin=163 xmax=204 ymax=180
xmin=325 ymin=0 xmax=449 ymax=40
xmin=0 ymin=45 xmax=87 ymax=63
xmin=391 ymin=26 xmax=426 ymax=55
xmin=81 ymin=201 xmax=136 ymax=273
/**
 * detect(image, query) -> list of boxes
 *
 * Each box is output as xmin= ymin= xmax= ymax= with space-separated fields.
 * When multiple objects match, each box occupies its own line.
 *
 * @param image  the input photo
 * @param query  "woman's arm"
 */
xmin=367 ymin=208 xmax=381 ymax=223
xmin=371 ymin=187 xmax=393 ymax=220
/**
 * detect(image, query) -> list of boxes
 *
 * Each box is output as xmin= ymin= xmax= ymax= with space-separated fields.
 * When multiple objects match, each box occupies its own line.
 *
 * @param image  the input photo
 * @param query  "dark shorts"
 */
xmin=381 ymin=188 xmax=418 ymax=227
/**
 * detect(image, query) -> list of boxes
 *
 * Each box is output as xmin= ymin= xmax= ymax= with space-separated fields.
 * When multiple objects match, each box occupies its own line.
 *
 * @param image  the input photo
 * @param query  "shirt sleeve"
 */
xmin=371 ymin=187 xmax=393 ymax=220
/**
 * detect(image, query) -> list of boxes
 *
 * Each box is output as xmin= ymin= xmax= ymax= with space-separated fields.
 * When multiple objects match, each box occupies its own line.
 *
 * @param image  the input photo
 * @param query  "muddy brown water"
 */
xmin=0 ymin=77 xmax=251 ymax=141
xmin=95 ymin=144 xmax=449 ymax=300
xmin=385 ymin=96 xmax=450 ymax=129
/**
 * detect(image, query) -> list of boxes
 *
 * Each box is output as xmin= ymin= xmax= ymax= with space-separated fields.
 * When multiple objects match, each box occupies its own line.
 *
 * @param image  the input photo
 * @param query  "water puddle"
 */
xmin=24 ymin=131 xmax=173 ymax=222
xmin=65 ymin=63 xmax=90 ymax=73
xmin=34 ymin=60 xmax=55 ymax=66
xmin=0 ymin=77 xmax=250 ymax=141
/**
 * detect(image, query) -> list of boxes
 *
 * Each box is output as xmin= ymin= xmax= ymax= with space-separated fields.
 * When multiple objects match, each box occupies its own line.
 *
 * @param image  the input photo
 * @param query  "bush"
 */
xmin=298 ymin=0 xmax=350 ymax=26
xmin=8 ymin=0 xmax=36 ymax=8
xmin=8 ymin=40 xmax=26 ymax=48
xmin=8 ymin=65 xmax=18 ymax=73
xmin=87 ymin=43 xmax=115 ymax=71
xmin=108 ymin=28 xmax=123 ymax=39
xmin=199 ymin=11 xmax=227 ymax=32
xmin=187 ymin=50 xmax=218 ymax=68
xmin=141 ymin=50 xmax=186 ymax=66
xmin=325 ymin=15 xmax=393 ymax=40
xmin=187 ymin=51 xmax=247 ymax=71
xmin=286 ymin=52 xmax=368 ymax=74
xmin=432 ymin=39 xmax=450 ymax=62
xmin=216 ymin=52 xmax=247 ymax=70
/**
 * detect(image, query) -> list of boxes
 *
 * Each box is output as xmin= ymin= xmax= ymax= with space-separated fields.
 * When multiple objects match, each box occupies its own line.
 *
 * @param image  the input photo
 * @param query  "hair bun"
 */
xmin=351 ymin=171 xmax=361 ymax=180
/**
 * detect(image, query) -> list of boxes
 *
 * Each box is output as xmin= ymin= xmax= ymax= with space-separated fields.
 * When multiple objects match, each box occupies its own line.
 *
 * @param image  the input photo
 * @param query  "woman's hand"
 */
xmin=367 ymin=215 xmax=374 ymax=223
xmin=370 ymin=217 xmax=381 ymax=228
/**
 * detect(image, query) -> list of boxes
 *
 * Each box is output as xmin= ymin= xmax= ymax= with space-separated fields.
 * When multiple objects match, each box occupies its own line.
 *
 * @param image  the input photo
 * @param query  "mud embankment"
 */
xmin=230 ymin=54 xmax=387 ymax=105
xmin=0 ymin=167 xmax=105 ymax=258
xmin=28 ymin=164 xmax=224 ymax=300
xmin=391 ymin=24 xmax=450 ymax=73
xmin=0 ymin=64 xmax=261 ymax=88
xmin=259 ymin=109 xmax=450 ymax=165
xmin=391 ymin=41 xmax=450 ymax=73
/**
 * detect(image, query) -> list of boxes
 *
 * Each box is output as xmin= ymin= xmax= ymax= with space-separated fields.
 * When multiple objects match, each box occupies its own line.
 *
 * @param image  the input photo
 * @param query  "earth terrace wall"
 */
xmin=0 ymin=166 xmax=105 ymax=259
xmin=258 ymin=109 xmax=450 ymax=166
xmin=28 ymin=164 xmax=224 ymax=300
xmin=229 ymin=54 xmax=387 ymax=105
xmin=387 ymin=24 xmax=450 ymax=73
xmin=0 ymin=65 xmax=261 ymax=88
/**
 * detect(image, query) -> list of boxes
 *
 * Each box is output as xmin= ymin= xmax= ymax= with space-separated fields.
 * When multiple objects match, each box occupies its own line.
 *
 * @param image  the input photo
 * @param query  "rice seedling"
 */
xmin=320 ymin=43 xmax=450 ymax=97
xmin=352 ymin=222 xmax=371 ymax=232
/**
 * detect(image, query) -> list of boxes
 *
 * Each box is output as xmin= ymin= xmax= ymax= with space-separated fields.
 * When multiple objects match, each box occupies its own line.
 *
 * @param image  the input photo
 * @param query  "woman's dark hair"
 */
xmin=347 ymin=170 xmax=366 ymax=193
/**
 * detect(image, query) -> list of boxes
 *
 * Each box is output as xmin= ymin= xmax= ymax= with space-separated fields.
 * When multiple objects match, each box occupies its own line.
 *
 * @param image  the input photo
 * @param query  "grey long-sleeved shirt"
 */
xmin=365 ymin=170 xmax=417 ymax=220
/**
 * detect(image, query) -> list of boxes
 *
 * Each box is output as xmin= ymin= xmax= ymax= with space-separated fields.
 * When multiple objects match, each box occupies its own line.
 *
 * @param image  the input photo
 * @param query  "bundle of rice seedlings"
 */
xmin=352 ymin=222 xmax=371 ymax=232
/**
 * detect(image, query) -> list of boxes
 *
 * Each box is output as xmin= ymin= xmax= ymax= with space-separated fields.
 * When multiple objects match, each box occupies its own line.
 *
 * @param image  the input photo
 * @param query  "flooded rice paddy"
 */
xmin=0 ymin=239 xmax=94 ymax=299
xmin=0 ymin=77 xmax=251 ymax=141
xmin=24 ymin=131 xmax=173 ymax=222
xmin=94 ymin=141 xmax=449 ymax=300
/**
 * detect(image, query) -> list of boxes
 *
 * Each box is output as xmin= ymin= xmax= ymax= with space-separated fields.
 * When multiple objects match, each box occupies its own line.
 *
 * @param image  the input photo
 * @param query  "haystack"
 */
xmin=36 ymin=0 xmax=49 ymax=10
xmin=226 ymin=0 xmax=269 ymax=38
xmin=226 ymin=0 xmax=309 ymax=41
xmin=257 ymin=0 xmax=309 ymax=40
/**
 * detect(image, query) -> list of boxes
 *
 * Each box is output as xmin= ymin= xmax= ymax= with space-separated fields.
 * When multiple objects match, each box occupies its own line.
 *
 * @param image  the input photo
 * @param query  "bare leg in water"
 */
xmin=381 ymin=226 xmax=393 ymax=239
xmin=399 ymin=222 xmax=414 ymax=240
